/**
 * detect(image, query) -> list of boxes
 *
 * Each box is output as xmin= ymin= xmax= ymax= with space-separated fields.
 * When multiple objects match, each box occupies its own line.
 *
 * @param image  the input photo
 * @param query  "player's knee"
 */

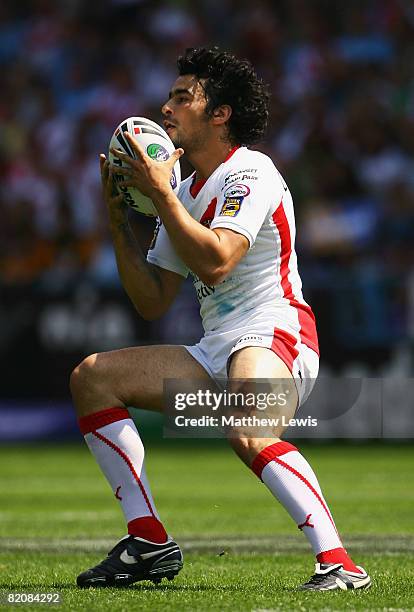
xmin=228 ymin=436 xmax=275 ymax=467
xmin=227 ymin=436 xmax=254 ymax=465
xmin=70 ymin=353 xmax=103 ymax=398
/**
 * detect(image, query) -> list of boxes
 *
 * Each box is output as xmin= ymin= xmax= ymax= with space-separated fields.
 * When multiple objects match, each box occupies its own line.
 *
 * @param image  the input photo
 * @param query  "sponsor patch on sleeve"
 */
xmin=219 ymin=184 xmax=249 ymax=217
xmin=219 ymin=196 xmax=243 ymax=217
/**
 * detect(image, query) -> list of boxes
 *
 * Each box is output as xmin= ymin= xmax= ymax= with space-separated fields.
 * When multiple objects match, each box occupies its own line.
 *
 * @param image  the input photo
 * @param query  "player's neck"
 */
xmin=189 ymin=139 xmax=238 ymax=181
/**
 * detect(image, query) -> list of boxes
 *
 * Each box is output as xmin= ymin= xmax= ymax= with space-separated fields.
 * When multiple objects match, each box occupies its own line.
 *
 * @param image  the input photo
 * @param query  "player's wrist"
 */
xmin=108 ymin=207 xmax=130 ymax=230
xmin=150 ymin=187 xmax=177 ymax=210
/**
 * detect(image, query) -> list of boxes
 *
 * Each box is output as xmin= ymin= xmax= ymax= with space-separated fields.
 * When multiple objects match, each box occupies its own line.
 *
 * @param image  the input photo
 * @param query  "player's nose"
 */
xmin=161 ymin=100 xmax=173 ymax=117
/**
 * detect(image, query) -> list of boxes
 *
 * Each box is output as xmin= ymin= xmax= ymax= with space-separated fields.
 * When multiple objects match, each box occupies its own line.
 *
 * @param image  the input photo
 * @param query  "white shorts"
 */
xmin=184 ymin=321 xmax=319 ymax=407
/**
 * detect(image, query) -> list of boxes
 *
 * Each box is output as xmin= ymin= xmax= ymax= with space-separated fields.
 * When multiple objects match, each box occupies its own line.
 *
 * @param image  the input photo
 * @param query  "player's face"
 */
xmin=162 ymin=75 xmax=211 ymax=154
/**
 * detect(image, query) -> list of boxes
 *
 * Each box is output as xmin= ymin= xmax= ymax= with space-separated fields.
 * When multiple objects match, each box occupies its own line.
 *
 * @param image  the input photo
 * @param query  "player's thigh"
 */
xmin=229 ymin=346 xmax=298 ymax=407
xmin=76 ymin=345 xmax=211 ymax=413
xmin=227 ymin=346 xmax=298 ymax=462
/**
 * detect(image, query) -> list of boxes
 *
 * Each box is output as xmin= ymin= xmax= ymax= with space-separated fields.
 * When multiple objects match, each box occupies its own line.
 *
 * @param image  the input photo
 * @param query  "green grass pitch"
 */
xmin=0 ymin=440 xmax=413 ymax=610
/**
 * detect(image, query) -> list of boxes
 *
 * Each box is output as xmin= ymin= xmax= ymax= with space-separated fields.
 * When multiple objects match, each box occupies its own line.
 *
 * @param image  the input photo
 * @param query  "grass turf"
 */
xmin=0 ymin=442 xmax=413 ymax=610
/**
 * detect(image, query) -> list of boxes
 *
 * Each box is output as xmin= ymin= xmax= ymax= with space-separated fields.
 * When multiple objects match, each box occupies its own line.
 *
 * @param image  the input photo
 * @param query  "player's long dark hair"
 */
xmin=177 ymin=47 xmax=270 ymax=146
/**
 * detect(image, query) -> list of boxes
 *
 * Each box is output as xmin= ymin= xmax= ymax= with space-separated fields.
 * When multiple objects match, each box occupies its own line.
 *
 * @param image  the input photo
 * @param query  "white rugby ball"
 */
xmin=108 ymin=116 xmax=181 ymax=217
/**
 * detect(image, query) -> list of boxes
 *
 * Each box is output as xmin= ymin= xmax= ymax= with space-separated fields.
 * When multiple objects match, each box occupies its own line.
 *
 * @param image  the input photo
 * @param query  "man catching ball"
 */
xmin=71 ymin=47 xmax=371 ymax=592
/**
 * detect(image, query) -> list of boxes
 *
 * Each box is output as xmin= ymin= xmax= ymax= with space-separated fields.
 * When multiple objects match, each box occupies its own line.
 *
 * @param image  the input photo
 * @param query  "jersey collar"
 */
xmin=189 ymin=145 xmax=241 ymax=199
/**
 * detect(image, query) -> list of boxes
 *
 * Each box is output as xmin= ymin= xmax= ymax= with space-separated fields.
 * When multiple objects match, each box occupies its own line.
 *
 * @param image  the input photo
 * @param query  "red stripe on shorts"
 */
xmin=271 ymin=328 xmax=299 ymax=372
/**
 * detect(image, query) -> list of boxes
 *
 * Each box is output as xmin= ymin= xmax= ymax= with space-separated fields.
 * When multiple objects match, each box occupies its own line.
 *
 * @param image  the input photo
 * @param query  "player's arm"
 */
xmin=100 ymin=154 xmax=184 ymax=320
xmin=150 ymin=198 xmax=248 ymax=286
xmin=110 ymin=136 xmax=249 ymax=286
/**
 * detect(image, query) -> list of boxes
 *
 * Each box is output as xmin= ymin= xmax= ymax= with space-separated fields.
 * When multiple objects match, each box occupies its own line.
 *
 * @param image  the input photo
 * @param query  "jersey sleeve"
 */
xmin=146 ymin=218 xmax=189 ymax=278
xmin=210 ymin=159 xmax=283 ymax=247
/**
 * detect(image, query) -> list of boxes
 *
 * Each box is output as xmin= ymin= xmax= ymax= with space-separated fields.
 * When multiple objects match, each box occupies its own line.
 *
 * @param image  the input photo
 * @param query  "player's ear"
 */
xmin=212 ymin=105 xmax=232 ymax=125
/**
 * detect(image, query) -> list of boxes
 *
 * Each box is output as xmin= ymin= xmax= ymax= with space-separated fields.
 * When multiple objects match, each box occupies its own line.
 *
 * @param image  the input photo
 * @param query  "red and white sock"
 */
xmin=78 ymin=407 xmax=167 ymax=543
xmin=251 ymin=441 xmax=361 ymax=573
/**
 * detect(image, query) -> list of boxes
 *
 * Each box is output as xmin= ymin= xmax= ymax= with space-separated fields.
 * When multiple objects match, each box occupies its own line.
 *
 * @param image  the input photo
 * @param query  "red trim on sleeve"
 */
xmin=251 ymin=441 xmax=297 ymax=478
xmin=78 ymin=407 xmax=130 ymax=435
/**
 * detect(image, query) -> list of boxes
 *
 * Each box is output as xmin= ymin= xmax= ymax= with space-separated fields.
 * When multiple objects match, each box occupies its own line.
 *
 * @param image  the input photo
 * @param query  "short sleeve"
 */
xmin=146 ymin=218 xmax=189 ymax=278
xmin=210 ymin=158 xmax=283 ymax=247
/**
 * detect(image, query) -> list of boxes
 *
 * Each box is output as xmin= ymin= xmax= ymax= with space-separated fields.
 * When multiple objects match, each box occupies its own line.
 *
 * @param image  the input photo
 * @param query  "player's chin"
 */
xmin=170 ymin=133 xmax=180 ymax=147
xmin=169 ymin=128 xmax=184 ymax=147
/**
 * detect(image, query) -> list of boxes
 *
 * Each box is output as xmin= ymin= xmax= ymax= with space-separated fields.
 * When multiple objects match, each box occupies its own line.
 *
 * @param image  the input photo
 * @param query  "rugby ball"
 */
xmin=108 ymin=117 xmax=181 ymax=217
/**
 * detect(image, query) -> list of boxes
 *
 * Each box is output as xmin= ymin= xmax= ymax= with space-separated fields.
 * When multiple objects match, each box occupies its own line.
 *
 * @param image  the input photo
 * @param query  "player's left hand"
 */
xmin=110 ymin=132 xmax=183 ymax=200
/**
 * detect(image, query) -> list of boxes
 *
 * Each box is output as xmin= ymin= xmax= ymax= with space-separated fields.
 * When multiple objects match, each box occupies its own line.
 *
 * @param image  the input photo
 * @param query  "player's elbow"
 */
xmin=135 ymin=305 xmax=164 ymax=321
xmin=199 ymin=264 xmax=229 ymax=287
xmin=129 ymin=298 xmax=165 ymax=321
xmin=138 ymin=310 xmax=158 ymax=321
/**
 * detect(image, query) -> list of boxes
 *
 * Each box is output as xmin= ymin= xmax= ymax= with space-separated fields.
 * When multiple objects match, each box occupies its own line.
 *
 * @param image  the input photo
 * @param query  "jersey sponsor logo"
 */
xmin=219 ymin=196 xmax=243 ymax=217
xmin=223 ymin=183 xmax=250 ymax=198
xmin=222 ymin=168 xmax=258 ymax=190
xmin=196 ymin=283 xmax=215 ymax=300
xmin=146 ymin=143 xmax=169 ymax=162
xmin=192 ymin=273 xmax=215 ymax=300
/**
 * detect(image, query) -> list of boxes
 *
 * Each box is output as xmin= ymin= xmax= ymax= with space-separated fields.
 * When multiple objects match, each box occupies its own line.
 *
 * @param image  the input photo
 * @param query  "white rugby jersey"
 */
xmin=147 ymin=146 xmax=318 ymax=354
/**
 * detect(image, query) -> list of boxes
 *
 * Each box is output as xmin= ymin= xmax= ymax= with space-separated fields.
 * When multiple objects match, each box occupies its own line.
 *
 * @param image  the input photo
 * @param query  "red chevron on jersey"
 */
xmin=199 ymin=198 xmax=217 ymax=228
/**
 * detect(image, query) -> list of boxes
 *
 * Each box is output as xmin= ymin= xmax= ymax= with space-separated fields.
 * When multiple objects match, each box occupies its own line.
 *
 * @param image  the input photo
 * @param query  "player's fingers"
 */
xmin=118 ymin=179 xmax=139 ymax=188
xmin=106 ymin=165 xmax=118 ymax=195
xmin=107 ymin=167 xmax=125 ymax=203
xmin=110 ymin=164 xmax=132 ymax=176
xmin=168 ymin=148 xmax=184 ymax=166
xmin=124 ymin=131 xmax=147 ymax=160
xmin=111 ymin=192 xmax=124 ymax=205
xmin=100 ymin=157 xmax=109 ymax=178
xmin=101 ymin=162 xmax=111 ymax=193
xmin=109 ymin=147 xmax=136 ymax=166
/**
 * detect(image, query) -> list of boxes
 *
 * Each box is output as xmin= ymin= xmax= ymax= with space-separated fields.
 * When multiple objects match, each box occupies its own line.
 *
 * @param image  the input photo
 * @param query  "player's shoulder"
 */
xmin=221 ymin=146 xmax=276 ymax=180
xmin=233 ymin=146 xmax=274 ymax=165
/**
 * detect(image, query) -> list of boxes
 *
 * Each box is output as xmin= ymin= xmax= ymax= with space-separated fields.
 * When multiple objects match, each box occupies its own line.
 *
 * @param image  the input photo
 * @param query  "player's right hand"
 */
xmin=100 ymin=153 xmax=127 ymax=223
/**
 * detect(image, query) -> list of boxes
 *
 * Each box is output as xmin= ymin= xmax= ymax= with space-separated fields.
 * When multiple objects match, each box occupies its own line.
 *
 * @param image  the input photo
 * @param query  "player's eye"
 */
xmin=177 ymin=96 xmax=187 ymax=104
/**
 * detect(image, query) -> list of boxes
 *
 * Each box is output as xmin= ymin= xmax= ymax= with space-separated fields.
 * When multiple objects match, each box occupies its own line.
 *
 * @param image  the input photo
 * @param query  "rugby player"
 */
xmin=71 ymin=47 xmax=370 ymax=591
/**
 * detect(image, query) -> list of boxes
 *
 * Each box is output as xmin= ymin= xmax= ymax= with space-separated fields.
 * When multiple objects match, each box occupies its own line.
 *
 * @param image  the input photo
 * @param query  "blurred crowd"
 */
xmin=1 ymin=0 xmax=414 ymax=366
